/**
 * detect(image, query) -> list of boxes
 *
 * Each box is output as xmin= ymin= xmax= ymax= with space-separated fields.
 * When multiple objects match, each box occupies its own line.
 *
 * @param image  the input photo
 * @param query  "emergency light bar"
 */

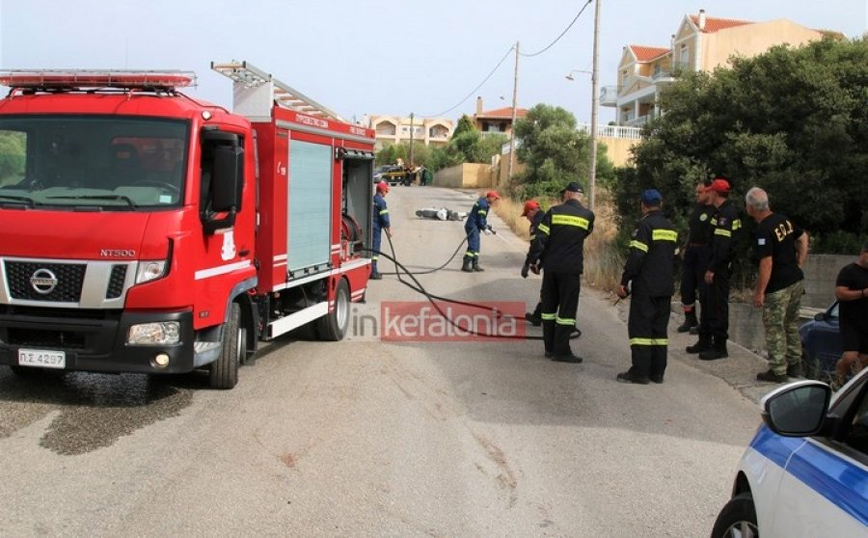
xmin=0 ymin=70 xmax=197 ymax=90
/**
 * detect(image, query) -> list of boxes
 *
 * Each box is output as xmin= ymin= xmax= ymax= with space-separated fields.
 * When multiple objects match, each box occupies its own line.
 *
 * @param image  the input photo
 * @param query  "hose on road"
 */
xmin=363 ymin=234 xmax=582 ymax=341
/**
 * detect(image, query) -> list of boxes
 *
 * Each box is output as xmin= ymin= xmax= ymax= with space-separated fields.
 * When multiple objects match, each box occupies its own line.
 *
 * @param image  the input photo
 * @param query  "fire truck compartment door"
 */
xmin=287 ymin=140 xmax=332 ymax=271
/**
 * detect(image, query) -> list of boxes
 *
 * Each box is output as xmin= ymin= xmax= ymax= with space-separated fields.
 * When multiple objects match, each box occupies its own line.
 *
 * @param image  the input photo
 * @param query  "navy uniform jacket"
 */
xmin=526 ymin=199 xmax=595 ymax=274
xmin=465 ymin=197 xmax=490 ymax=231
xmin=708 ymin=200 xmax=741 ymax=273
xmin=529 ymin=210 xmax=545 ymax=244
xmin=621 ymin=209 xmax=678 ymax=297
xmin=373 ymin=193 xmax=390 ymax=230
xmin=687 ymin=203 xmax=715 ymax=245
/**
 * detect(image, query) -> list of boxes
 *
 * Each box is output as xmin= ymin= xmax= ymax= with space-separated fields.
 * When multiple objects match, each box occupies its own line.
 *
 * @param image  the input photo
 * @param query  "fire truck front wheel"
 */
xmin=317 ymin=278 xmax=350 ymax=341
xmin=209 ymin=302 xmax=242 ymax=389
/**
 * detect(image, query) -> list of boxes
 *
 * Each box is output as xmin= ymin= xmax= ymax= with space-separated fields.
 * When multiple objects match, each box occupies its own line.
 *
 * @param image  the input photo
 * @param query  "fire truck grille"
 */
xmin=106 ymin=265 xmax=128 ymax=299
xmin=7 ymin=328 xmax=87 ymax=349
xmin=6 ymin=261 xmax=86 ymax=302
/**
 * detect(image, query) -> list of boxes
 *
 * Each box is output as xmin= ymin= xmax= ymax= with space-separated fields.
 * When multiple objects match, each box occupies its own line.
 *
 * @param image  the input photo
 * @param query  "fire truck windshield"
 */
xmin=0 ymin=116 xmax=188 ymax=210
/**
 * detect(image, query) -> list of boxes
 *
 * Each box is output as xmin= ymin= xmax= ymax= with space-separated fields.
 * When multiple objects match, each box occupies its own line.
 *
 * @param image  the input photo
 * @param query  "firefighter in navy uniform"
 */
xmin=526 ymin=182 xmax=594 ymax=362
xmin=370 ymin=181 xmax=392 ymax=280
xmin=462 ymin=190 xmax=500 ymax=272
xmin=691 ymin=177 xmax=741 ymax=360
xmin=616 ymin=189 xmax=678 ymax=384
xmin=520 ymin=200 xmax=544 ymax=325
xmin=677 ymin=180 xmax=715 ymax=333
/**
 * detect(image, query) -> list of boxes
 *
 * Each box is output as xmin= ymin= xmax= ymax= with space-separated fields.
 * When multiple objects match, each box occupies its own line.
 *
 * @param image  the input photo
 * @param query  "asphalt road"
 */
xmin=0 ymin=185 xmax=780 ymax=537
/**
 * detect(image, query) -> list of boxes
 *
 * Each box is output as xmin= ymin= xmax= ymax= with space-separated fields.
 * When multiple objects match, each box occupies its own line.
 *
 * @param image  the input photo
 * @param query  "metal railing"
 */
xmin=577 ymin=123 xmax=643 ymax=140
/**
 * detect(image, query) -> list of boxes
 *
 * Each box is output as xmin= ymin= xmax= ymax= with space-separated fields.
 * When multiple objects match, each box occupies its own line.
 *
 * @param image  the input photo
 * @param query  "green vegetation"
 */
xmin=0 ymin=130 xmax=26 ymax=186
xmin=508 ymin=104 xmax=615 ymax=200
xmin=374 ymin=114 xmax=506 ymax=173
xmin=612 ymin=36 xmax=868 ymax=256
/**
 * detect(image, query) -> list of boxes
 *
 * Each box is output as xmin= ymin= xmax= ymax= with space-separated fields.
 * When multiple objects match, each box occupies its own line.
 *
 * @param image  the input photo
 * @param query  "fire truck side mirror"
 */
xmin=211 ymin=145 xmax=243 ymax=212
xmin=202 ymin=145 xmax=244 ymax=234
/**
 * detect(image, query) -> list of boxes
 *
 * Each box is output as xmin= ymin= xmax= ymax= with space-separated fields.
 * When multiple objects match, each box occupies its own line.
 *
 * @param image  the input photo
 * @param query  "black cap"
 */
xmin=565 ymin=181 xmax=584 ymax=193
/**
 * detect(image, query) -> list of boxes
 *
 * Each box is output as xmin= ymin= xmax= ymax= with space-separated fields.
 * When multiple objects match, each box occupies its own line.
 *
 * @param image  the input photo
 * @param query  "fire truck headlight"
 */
xmin=136 ymin=261 xmax=167 ymax=284
xmin=127 ymin=322 xmax=180 ymax=345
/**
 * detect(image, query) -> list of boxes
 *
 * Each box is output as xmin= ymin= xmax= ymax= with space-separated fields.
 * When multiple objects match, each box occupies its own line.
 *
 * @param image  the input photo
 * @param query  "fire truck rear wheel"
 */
xmin=209 ymin=302 xmax=241 ymax=389
xmin=317 ymin=278 xmax=350 ymax=341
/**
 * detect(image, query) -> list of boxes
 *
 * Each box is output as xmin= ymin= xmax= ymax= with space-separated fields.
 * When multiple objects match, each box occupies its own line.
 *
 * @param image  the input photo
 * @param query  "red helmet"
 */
xmin=376 ymin=181 xmax=390 ymax=193
xmin=486 ymin=190 xmax=500 ymax=200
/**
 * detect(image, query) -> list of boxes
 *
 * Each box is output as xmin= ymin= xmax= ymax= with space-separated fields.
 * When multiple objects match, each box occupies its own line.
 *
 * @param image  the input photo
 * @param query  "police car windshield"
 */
xmin=0 ymin=115 xmax=188 ymax=210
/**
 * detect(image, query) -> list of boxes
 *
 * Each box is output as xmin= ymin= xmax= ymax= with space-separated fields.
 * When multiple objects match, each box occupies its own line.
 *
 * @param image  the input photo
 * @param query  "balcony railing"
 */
xmin=577 ymin=123 xmax=643 ymax=140
xmin=600 ymin=85 xmax=619 ymax=107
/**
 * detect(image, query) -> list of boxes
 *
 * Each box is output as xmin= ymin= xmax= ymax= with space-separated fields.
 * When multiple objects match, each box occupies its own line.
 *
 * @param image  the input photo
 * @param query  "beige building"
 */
xmin=368 ymin=115 xmax=453 ymax=151
xmin=604 ymin=9 xmax=835 ymax=126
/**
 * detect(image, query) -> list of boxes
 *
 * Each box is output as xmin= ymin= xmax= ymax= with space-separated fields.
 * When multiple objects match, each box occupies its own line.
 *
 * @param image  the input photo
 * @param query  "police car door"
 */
xmin=773 ymin=376 xmax=868 ymax=536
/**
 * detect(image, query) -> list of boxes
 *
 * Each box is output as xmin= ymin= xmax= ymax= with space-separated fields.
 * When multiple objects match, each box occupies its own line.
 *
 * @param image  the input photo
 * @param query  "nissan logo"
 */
xmin=30 ymin=268 xmax=58 ymax=295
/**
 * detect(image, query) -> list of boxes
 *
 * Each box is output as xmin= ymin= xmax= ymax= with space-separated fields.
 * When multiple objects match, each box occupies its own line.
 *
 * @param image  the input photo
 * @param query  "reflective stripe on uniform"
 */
xmin=538 ymin=223 xmax=550 ymax=235
xmin=556 ymin=317 xmax=576 ymax=326
xmin=379 ymin=209 xmax=389 ymax=215
xmin=652 ymin=229 xmax=678 ymax=242
xmin=629 ymin=240 xmax=649 ymax=252
xmin=629 ymin=338 xmax=669 ymax=346
xmin=541 ymin=312 xmax=557 ymax=321
xmin=715 ymin=228 xmax=732 ymax=237
xmin=552 ymin=214 xmax=590 ymax=230
xmin=478 ymin=210 xmax=487 ymax=216
xmin=732 ymin=219 xmax=742 ymax=230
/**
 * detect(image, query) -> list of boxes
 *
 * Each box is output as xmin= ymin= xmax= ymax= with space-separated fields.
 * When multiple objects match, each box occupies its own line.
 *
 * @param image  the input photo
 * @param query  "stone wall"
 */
xmin=802 ymin=254 xmax=851 ymax=309
xmin=704 ymin=253 xmax=852 ymax=354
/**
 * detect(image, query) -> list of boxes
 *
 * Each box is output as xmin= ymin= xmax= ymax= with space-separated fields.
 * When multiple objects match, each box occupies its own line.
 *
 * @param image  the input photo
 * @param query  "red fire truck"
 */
xmin=0 ymin=61 xmax=375 ymax=389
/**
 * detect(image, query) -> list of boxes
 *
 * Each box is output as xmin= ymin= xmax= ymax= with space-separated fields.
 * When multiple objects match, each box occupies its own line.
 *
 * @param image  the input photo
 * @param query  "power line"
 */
xmin=521 ymin=0 xmax=593 ymax=58
xmin=416 ymin=0 xmax=593 ymax=119
xmin=418 ymin=44 xmax=515 ymax=119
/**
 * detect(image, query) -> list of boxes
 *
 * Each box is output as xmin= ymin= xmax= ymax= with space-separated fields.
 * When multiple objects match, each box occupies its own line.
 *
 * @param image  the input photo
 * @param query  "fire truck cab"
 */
xmin=0 ymin=61 xmax=374 ymax=389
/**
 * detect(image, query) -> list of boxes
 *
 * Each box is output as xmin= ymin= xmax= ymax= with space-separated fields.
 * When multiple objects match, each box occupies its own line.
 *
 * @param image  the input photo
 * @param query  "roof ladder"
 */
xmin=211 ymin=60 xmax=345 ymax=122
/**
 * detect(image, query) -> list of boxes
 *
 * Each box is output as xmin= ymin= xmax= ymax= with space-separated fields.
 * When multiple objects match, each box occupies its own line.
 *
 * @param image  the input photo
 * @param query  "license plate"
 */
xmin=18 ymin=348 xmax=66 ymax=369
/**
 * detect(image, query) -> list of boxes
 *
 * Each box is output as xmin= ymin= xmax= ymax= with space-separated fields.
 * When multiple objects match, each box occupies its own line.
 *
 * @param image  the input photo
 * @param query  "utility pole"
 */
xmin=409 ymin=112 xmax=415 ymax=167
xmin=588 ymin=0 xmax=601 ymax=211
xmin=507 ymin=41 xmax=519 ymax=183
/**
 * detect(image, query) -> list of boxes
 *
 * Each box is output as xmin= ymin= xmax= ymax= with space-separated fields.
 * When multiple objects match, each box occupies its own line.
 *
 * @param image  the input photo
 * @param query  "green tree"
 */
xmin=511 ymin=104 xmax=615 ymax=199
xmin=619 ymin=36 xmax=868 ymax=254
xmin=375 ymin=143 xmax=406 ymax=166
xmin=0 ymin=131 xmax=26 ymax=185
xmin=452 ymin=114 xmax=476 ymax=138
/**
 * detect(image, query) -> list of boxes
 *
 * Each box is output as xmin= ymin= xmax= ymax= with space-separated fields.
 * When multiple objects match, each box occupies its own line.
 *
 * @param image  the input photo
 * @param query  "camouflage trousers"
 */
xmin=762 ymin=279 xmax=804 ymax=374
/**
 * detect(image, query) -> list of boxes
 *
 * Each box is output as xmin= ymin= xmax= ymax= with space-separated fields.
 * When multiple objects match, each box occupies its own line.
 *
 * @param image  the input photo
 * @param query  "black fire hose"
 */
xmin=363 ymin=234 xmax=581 ymax=341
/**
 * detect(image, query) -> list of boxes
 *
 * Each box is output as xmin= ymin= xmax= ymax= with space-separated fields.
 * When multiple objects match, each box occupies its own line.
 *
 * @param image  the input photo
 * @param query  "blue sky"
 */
xmin=1 ymin=0 xmax=865 ymax=126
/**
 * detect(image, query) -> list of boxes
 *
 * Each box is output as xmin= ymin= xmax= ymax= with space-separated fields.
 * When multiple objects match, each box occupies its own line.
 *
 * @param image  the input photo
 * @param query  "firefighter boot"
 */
xmin=370 ymin=262 xmax=382 ymax=280
xmin=472 ymin=258 xmax=484 ymax=272
xmin=461 ymin=256 xmax=474 ymax=273
xmin=677 ymin=309 xmax=698 ymax=333
xmin=686 ymin=333 xmax=712 ymax=354
xmin=525 ymin=302 xmax=543 ymax=326
xmin=699 ymin=337 xmax=729 ymax=361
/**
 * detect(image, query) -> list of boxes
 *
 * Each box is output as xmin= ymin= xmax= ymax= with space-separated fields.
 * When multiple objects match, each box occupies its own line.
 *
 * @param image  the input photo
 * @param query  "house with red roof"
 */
xmin=473 ymin=97 xmax=528 ymax=136
xmin=604 ymin=9 xmax=836 ymax=126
